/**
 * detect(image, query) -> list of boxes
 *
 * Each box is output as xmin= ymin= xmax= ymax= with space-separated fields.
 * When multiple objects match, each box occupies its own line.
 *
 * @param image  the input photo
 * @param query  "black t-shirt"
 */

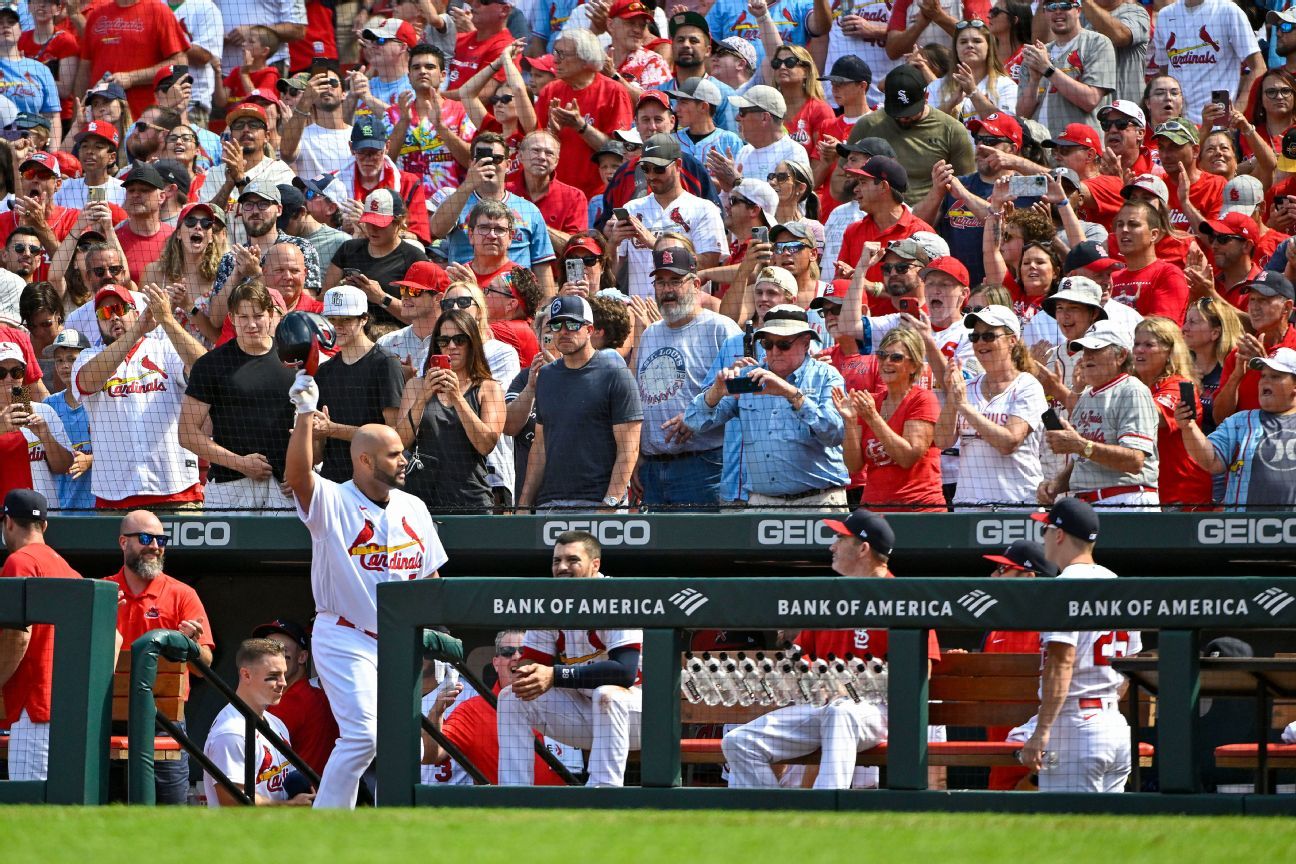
xmin=315 ymin=344 xmax=406 ymax=481
xmin=184 ymin=340 xmax=297 ymax=483
xmin=331 ymin=238 xmax=428 ymax=328
xmin=505 ymin=367 xmax=535 ymax=484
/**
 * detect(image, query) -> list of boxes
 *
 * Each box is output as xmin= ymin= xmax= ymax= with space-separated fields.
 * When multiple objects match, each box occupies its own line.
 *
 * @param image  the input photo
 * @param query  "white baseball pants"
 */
xmin=1008 ymin=703 xmax=1132 ymax=793
xmin=497 ymin=685 xmax=641 ymax=787
xmin=311 ymin=615 xmax=378 ymax=808
xmin=723 ymin=698 xmax=887 ymax=790
xmin=7 ymin=710 xmax=50 ymax=781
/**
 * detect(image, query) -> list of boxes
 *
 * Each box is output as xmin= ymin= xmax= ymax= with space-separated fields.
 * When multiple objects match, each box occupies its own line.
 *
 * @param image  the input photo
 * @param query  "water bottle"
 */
xmin=713 ymin=661 xmax=741 ymax=706
xmin=691 ymin=657 xmax=723 ymax=706
xmin=737 ymin=657 xmax=771 ymax=706
xmin=680 ymin=653 xmax=703 ymax=704
xmin=831 ymin=661 xmax=861 ymax=703
xmin=707 ymin=661 xmax=734 ymax=706
xmin=794 ymin=657 xmax=816 ymax=704
xmin=749 ymin=653 xmax=777 ymax=706
xmin=771 ymin=662 xmax=799 ymax=706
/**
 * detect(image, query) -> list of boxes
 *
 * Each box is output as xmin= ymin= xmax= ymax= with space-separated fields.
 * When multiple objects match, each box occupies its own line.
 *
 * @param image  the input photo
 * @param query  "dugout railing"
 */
xmin=376 ymin=576 xmax=1296 ymax=815
xmin=0 ymin=578 xmax=117 ymax=804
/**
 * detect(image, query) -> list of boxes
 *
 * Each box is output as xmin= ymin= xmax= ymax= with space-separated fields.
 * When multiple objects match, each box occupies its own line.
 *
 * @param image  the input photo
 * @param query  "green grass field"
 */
xmin=2 ymin=808 xmax=1294 ymax=863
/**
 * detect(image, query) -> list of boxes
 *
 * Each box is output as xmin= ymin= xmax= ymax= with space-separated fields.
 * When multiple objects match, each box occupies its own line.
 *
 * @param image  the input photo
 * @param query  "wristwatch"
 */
xmin=381 ymin=295 xmax=394 ymax=308
xmin=1043 ymin=66 xmax=1057 ymax=78
xmin=1082 ymin=440 xmax=1095 ymax=460
xmin=602 ymin=495 xmax=625 ymax=508
xmin=233 ymin=177 xmax=250 ymax=189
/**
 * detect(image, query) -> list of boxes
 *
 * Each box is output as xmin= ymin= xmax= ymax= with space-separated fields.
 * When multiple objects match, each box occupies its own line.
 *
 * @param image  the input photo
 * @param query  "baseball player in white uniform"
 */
xmin=285 ymin=371 xmax=447 ymax=809
xmin=497 ymin=530 xmax=643 ymax=787
xmin=1017 ymin=498 xmax=1142 ymax=792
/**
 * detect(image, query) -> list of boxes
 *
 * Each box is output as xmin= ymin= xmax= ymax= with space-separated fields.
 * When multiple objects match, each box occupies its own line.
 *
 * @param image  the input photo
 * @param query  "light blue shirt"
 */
xmin=533 ymin=0 xmax=580 ymax=51
xmin=706 ymin=0 xmax=815 ymax=73
xmin=370 ymin=74 xmax=413 ymax=107
xmin=44 ymin=392 xmax=94 ymax=512
xmin=0 ymin=57 xmax=59 ymax=115
xmin=684 ymin=349 xmax=847 ymax=497
xmin=674 ymin=126 xmax=744 ymax=166
xmin=436 ymin=190 xmax=556 ymax=267
xmin=1208 ymin=409 xmax=1296 ymax=511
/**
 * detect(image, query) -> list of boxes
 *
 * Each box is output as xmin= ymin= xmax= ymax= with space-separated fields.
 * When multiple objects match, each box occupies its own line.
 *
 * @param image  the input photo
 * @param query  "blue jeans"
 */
xmin=154 ymin=720 xmax=190 ymax=805
xmin=639 ymin=449 xmax=723 ymax=509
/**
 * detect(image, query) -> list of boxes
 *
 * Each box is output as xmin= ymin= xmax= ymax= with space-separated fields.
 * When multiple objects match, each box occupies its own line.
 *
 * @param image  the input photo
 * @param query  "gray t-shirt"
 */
xmin=1104 ymin=2 xmax=1151 ymax=105
xmin=534 ymin=349 xmax=643 ymax=504
xmin=635 ymin=310 xmax=741 ymax=456
xmin=1034 ymin=30 xmax=1118 ymax=138
xmin=1244 ymin=412 xmax=1296 ymax=509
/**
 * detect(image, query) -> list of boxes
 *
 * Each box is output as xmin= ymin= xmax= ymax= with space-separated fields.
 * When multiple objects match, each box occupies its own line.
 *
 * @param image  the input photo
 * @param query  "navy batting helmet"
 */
xmin=275 ymin=311 xmax=336 ymax=375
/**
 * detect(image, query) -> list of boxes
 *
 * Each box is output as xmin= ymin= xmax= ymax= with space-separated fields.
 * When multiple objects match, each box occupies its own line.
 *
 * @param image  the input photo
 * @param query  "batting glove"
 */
xmin=289 ymin=370 xmax=319 ymax=415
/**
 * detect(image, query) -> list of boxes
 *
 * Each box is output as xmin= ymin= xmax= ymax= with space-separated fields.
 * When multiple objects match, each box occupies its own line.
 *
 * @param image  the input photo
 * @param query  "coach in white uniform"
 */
xmin=285 ymin=373 xmax=447 ymax=809
xmin=1018 ymin=498 xmax=1142 ymax=792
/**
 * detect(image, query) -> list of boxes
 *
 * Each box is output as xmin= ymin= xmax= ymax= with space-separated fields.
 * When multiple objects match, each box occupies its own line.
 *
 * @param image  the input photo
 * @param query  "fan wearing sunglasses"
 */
xmin=1 ymin=153 xmax=79 ymax=255
xmin=451 ymin=39 xmax=537 ymax=158
xmin=687 ymin=304 xmax=849 ymax=509
xmin=483 ymin=264 xmax=543 ymax=369
xmin=1015 ymin=0 xmax=1115 ymax=138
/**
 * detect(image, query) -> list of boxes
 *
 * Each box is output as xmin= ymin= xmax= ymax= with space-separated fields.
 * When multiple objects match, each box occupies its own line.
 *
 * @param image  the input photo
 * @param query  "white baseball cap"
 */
xmin=754 ymin=266 xmax=798 ymax=299
xmin=1220 ymin=174 xmax=1264 ymax=218
xmin=963 ymin=304 xmax=1021 ymax=336
xmin=323 ymin=285 xmax=368 ymax=317
xmin=1121 ymin=173 xmax=1169 ymax=206
xmin=730 ymin=178 xmax=779 ymax=227
xmin=1044 ymin=276 xmax=1109 ymax=320
xmin=908 ymin=230 xmax=950 ymax=261
xmin=1098 ymin=100 xmax=1146 ymax=128
xmin=0 ymin=341 xmax=24 ymax=365
xmin=1248 ymin=347 xmax=1296 ymax=376
xmin=1069 ymin=320 xmax=1132 ymax=353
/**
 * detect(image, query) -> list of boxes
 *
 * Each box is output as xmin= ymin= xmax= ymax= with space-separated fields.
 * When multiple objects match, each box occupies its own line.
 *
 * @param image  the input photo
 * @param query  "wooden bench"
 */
xmin=676 ymin=653 xmax=1154 ymax=775
xmin=0 ymin=653 xmax=186 ymax=764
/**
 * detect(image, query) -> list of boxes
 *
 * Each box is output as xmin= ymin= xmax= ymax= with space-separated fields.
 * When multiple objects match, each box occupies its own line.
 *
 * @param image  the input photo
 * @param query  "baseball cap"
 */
xmin=730 ymin=178 xmax=779 ymax=226
xmin=1068 ymin=319 xmax=1132 ymax=353
xmin=1098 ymin=100 xmax=1146 ymax=128
xmin=1153 ymin=118 xmax=1199 ymax=147
xmin=323 ymin=285 xmax=368 ymax=317
xmin=391 ymin=260 xmax=450 ymax=295
xmin=2 ymin=488 xmax=47 ymax=522
xmin=613 ymin=127 xmax=643 ymax=146
xmin=294 ymin=173 xmax=348 ymax=208
xmin=1042 ymin=123 xmax=1102 ymax=152
xmin=178 ymin=201 xmax=226 ymax=226
xmin=122 ymin=162 xmax=165 ymax=190
xmin=668 ymin=10 xmax=712 ymax=40
xmin=1220 ymin=174 xmax=1264 ymax=217
xmin=1064 ymin=241 xmax=1123 ymax=275
xmin=1121 ymin=173 xmax=1169 ymax=205
xmin=1031 ymin=497 xmax=1100 ymax=543
xmin=14 ymin=112 xmax=49 ymax=132
xmin=238 ymin=179 xmax=282 ymax=204
xmin=753 ymin=266 xmax=798 ymax=299
xmin=153 ymin=64 xmax=191 ymax=92
xmin=1270 ymin=9 xmax=1296 ymax=26
xmin=652 ymin=244 xmax=696 ymax=276
xmin=548 ymin=294 xmax=594 ymax=325
xmin=1043 ymin=276 xmax=1108 ymax=320
xmin=362 ymin=17 xmax=419 ymax=48
xmin=920 ymin=255 xmax=969 ymax=288
xmin=846 ymin=155 xmax=908 ymax=192
xmin=359 ymin=188 xmax=405 ymax=227
xmin=225 ymin=101 xmax=269 ymax=128
xmin=821 ymin=509 xmax=895 ymax=557
xmin=252 ymin=618 xmax=309 ymax=650
xmin=0 ymin=0 xmax=19 ymax=19
xmin=19 ymin=151 xmax=60 ymax=177
xmin=351 ymin=119 xmax=387 ymax=150
xmin=0 ymin=341 xmax=23 ymax=366
xmin=963 ymin=304 xmax=1020 ymax=336
xmin=563 ymin=235 xmax=604 ymax=260
xmin=94 ymin=285 xmax=135 ymax=308
xmin=883 ymin=64 xmax=927 ymax=119
xmin=731 ymin=85 xmax=787 ymax=120
xmin=83 ymin=81 xmax=127 ymax=105
xmin=277 ymin=184 xmax=307 ymax=229
xmin=884 ymin=237 xmax=931 ymax=264
xmin=714 ymin=36 xmax=757 ymax=71
xmin=1248 ymin=346 xmax=1296 ymax=375
xmin=1242 ymin=270 xmax=1296 ymax=301
xmin=609 ymin=0 xmax=653 ymax=20
xmin=75 ymin=119 xmax=120 ymax=149
xmin=983 ymin=540 xmax=1058 ymax=577
xmin=808 ymin=280 xmax=849 ymax=310
xmin=1199 ymin=212 xmax=1258 ymax=246
xmin=1280 ymin=126 xmax=1296 ymax=174
xmin=1203 ymin=636 xmax=1254 ymax=658
xmin=523 ymin=54 xmax=557 ymax=75
xmin=837 ymin=137 xmax=896 ymax=160
xmin=967 ymin=113 xmax=1023 ymax=150
xmin=909 ymin=231 xmax=949 ymax=261
xmin=153 ymin=159 xmax=191 ymax=196
xmin=247 ymin=87 xmax=284 ymax=110
xmin=640 ymin=132 xmax=682 ymax=167
xmin=666 ymin=76 xmax=723 ymax=108
xmin=754 ymin=304 xmax=817 ymax=340
xmin=769 ymin=220 xmax=820 ymax=248
xmin=277 ymin=72 xmax=312 ymax=95
xmin=820 ymin=55 xmax=872 ymax=85
xmin=637 ymin=89 xmax=671 ymax=112
xmin=43 ymin=327 xmax=91 ymax=358
xmin=591 ymin=139 xmax=627 ymax=163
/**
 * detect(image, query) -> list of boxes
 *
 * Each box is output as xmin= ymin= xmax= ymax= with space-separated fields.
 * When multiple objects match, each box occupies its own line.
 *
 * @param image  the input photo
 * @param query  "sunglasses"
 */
xmin=95 ymin=301 xmax=134 ymax=320
xmin=566 ymin=255 xmax=599 ymax=267
xmin=1210 ymin=233 xmax=1246 ymax=244
xmin=91 ymin=264 xmax=125 ymax=278
xmin=496 ymin=645 xmax=522 ymax=657
xmin=484 ymin=286 xmax=515 ymax=298
xmin=773 ymin=241 xmax=810 ymax=254
xmin=547 ymin=320 xmax=585 ymax=332
xmin=643 ymin=163 xmax=671 ymax=174
xmin=491 ymin=93 xmax=514 ymax=105
xmin=365 ymin=36 xmax=397 ymax=46
xmin=967 ymin=331 xmax=1007 ymax=343
xmin=0 ymin=365 xmax=25 ymax=380
xmin=1100 ymin=118 xmax=1137 ymax=131
xmin=229 ymin=119 xmax=267 ymax=132
xmin=770 ymin=56 xmax=804 ymax=69
xmin=166 ymin=133 xmax=196 ymax=145
xmin=399 ymin=285 xmax=435 ymax=299
xmin=956 ymin=18 xmax=988 ymax=29
xmin=182 ymin=215 xmax=214 ymax=229
xmin=8 ymin=243 xmax=40 ymax=255
xmin=767 ymin=171 xmax=792 ymax=183
xmin=440 ymin=296 xmax=477 ymax=311
xmin=877 ymin=351 xmax=909 ymax=362
xmin=1282 ymin=22 xmax=1296 ymax=33
xmin=134 ymin=120 xmax=167 ymax=134
xmin=881 ymin=262 xmax=916 ymax=275
xmin=124 ymin=531 xmax=169 ymax=547
xmin=738 ymin=107 xmax=768 ymax=118
xmin=988 ymin=6 xmax=1008 ymax=15
xmin=760 ymin=337 xmax=798 ymax=351
xmin=21 ymin=168 xmax=54 ymax=182
xmin=975 ymin=135 xmax=1013 ymax=147
xmin=436 ymin=333 xmax=472 ymax=348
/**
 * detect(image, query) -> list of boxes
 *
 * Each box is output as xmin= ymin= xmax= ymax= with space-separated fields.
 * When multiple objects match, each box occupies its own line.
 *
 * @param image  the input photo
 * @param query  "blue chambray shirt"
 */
xmin=684 ymin=349 xmax=847 ymax=498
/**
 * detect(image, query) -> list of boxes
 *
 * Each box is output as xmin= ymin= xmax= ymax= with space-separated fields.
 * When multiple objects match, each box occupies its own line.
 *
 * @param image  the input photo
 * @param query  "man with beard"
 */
xmin=123 ymin=106 xmax=180 ymax=166
xmin=835 ymin=156 xmax=933 ymax=284
xmin=1154 ymin=120 xmax=1225 ymax=236
xmin=280 ymin=63 xmax=351 ymax=179
xmin=665 ymin=12 xmax=737 ymax=133
xmin=204 ymin=103 xmax=296 ymax=237
xmin=0 ymin=152 xmax=79 ymax=252
xmin=1016 ymin=0 xmax=1116 ymax=138
xmin=73 ymin=283 xmax=208 ymax=509
xmin=107 ymin=508 xmax=216 ymax=803
xmin=609 ymin=134 xmax=727 ymax=298
xmin=115 ymin=164 xmax=174 ymax=286
xmin=285 ymin=377 xmax=447 ymax=806
xmin=2 ymin=228 xmax=41 ymax=283
xmin=634 ymin=243 xmax=740 ymax=507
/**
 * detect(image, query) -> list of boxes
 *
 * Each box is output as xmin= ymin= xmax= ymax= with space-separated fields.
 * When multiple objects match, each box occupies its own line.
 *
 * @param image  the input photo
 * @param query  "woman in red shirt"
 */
xmin=768 ymin=45 xmax=834 ymax=180
xmin=1109 ymin=200 xmax=1190 ymax=324
xmin=1132 ymin=316 xmax=1212 ymax=509
xmin=841 ymin=328 xmax=944 ymax=512
xmin=1242 ymin=69 xmax=1296 ymax=162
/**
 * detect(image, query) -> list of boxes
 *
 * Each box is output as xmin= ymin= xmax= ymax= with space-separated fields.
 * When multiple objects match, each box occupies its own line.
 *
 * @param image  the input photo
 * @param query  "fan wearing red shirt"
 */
xmin=535 ymin=30 xmax=634 ymax=197
xmin=252 ymin=618 xmax=339 ymax=777
xmin=1213 ymin=272 xmax=1296 ymax=424
xmin=835 ymin=156 xmax=933 ymax=282
xmin=445 ymin=0 xmax=514 ymax=94
xmin=0 ymin=152 xmax=79 ymax=253
xmin=0 ymin=489 xmax=82 ymax=783
xmin=722 ymin=510 xmax=941 ymax=790
xmin=19 ymin=7 xmax=78 ymax=123
xmin=75 ymin=0 xmax=188 ymax=119
xmin=1108 ymin=199 xmax=1189 ymax=324
xmin=483 ymin=264 xmax=541 ymax=369
xmin=1154 ymin=120 xmax=1224 ymax=235
xmin=506 ymin=129 xmax=589 ymax=247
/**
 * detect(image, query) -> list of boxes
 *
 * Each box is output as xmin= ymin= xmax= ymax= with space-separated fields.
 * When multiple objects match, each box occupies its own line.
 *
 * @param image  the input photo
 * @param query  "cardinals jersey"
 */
xmin=1151 ymin=0 xmax=1260 ymax=124
xmin=297 ymin=476 xmax=447 ymax=635
xmin=203 ymin=704 xmax=294 ymax=806
xmin=618 ymin=192 xmax=729 ymax=298
xmin=520 ymin=627 xmax=644 ymax=691
xmin=72 ymin=330 xmax=199 ymax=502
xmin=1069 ymin=373 xmax=1160 ymax=493
xmin=1041 ymin=562 xmax=1142 ymax=701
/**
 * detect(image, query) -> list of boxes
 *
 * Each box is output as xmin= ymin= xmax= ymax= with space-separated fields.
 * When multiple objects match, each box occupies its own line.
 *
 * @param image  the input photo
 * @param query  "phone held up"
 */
xmin=565 ymin=257 xmax=585 ymax=285
xmin=1041 ymin=408 xmax=1065 ymax=432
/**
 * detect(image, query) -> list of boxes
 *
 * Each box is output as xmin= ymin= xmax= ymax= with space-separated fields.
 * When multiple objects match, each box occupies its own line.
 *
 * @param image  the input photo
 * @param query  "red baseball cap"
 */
xmin=637 ymin=90 xmax=671 ymax=111
xmin=564 ymin=235 xmax=603 ymax=259
xmin=920 ymin=256 xmax=969 ymax=288
xmin=226 ymin=101 xmax=268 ymax=126
xmin=19 ymin=151 xmax=60 ymax=177
xmin=967 ymin=113 xmax=1022 ymax=150
xmin=808 ymin=280 xmax=849 ymax=310
xmin=524 ymin=54 xmax=557 ymax=75
xmin=76 ymin=119 xmax=120 ymax=149
xmin=53 ymin=151 xmax=82 ymax=179
xmin=610 ymin=0 xmax=653 ymax=19
xmin=362 ymin=17 xmax=419 ymax=49
xmin=247 ymin=87 xmax=283 ymax=108
xmin=152 ymin=64 xmax=190 ymax=92
xmin=1199 ymin=212 xmax=1258 ymax=245
xmin=1044 ymin=123 xmax=1103 ymax=153
xmin=94 ymin=286 xmax=134 ymax=307
xmin=391 ymin=260 xmax=450 ymax=294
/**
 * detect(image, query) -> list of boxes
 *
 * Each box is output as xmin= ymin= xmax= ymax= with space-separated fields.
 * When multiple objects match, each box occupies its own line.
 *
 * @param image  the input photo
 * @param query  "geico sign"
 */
xmin=161 ymin=520 xmax=232 ymax=547
xmin=756 ymin=519 xmax=837 ymax=545
xmin=541 ymin=520 xmax=651 ymax=546
xmin=1198 ymin=518 xmax=1296 ymax=545
xmin=974 ymin=518 xmax=1045 ymax=546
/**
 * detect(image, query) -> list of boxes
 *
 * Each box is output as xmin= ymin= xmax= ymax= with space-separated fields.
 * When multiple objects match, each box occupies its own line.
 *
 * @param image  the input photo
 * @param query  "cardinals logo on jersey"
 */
xmin=257 ymin=745 xmax=288 ymax=791
xmin=347 ymin=516 xmax=425 ymax=574
xmin=1164 ymin=28 xmax=1221 ymax=66
xmin=104 ymin=342 xmax=171 ymax=397
xmin=668 ymin=207 xmax=691 ymax=232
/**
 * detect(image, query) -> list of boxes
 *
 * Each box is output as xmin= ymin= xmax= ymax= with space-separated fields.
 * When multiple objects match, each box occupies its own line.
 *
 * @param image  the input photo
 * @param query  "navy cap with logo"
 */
xmin=351 ymin=119 xmax=387 ymax=150
xmin=983 ymin=540 xmax=1059 ymax=578
xmin=821 ymin=509 xmax=894 ymax=557
xmin=883 ymin=64 xmax=927 ymax=119
xmin=548 ymin=294 xmax=594 ymax=325
xmin=1243 ymin=270 xmax=1296 ymax=301
xmin=252 ymin=618 xmax=310 ymax=650
xmin=846 ymin=155 xmax=909 ymax=192
xmin=1031 ymin=497 xmax=1100 ymax=542
xmin=652 ymin=244 xmax=696 ymax=276
xmin=2 ymin=488 xmax=47 ymax=522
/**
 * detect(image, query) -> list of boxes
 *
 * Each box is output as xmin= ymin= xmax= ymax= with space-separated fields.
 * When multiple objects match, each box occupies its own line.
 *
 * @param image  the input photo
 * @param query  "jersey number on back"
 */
xmin=1092 ymin=631 xmax=1132 ymax=666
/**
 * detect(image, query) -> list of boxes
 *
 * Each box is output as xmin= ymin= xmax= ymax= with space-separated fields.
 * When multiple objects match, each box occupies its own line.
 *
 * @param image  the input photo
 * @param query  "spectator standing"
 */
xmin=1015 ymin=0 xmax=1115 ymax=138
xmin=55 ymin=121 xmax=123 ymax=210
xmin=386 ymin=45 xmax=476 ymax=199
xmin=217 ymin=0 xmax=304 ymax=73
xmin=0 ymin=152 xmax=78 ymax=253
xmin=279 ymin=64 xmax=352 ymax=180
xmin=445 ymin=0 xmax=515 ymax=95
xmin=927 ymin=17 xmax=1018 ymax=123
xmin=724 ymin=85 xmax=811 ymax=189
xmin=251 ymin=618 xmax=338 ymax=781
xmin=1154 ymin=119 xmax=1224 ymax=240
xmin=75 ymin=0 xmax=188 ymax=119
xmin=1212 ymin=271 xmax=1296 ymax=423
xmin=334 ymin=119 xmax=431 ymax=245
xmin=42 ymin=328 xmax=93 ymax=511
xmin=4 ymin=228 xmax=41 ymax=284
xmin=666 ymin=12 xmax=738 ymax=132
xmin=378 ymin=260 xmax=449 ymax=373
xmin=606 ymin=0 xmax=670 ymax=96
xmin=836 ymin=156 xmax=934 ymax=283
xmin=1182 ymin=296 xmax=1243 ymax=437
xmin=1108 ymin=199 xmax=1189 ymax=324
xmin=19 ymin=0 xmax=79 ymax=127
xmin=204 ymin=103 xmax=295 ymax=228
xmin=483 ymin=263 xmax=541 ymax=367
xmin=1151 ymin=0 xmax=1262 ymax=126
xmin=518 ymin=295 xmax=642 ymax=511
xmin=115 ymin=164 xmax=174 ymax=287
xmin=169 ymin=0 xmax=223 ymax=123
xmin=143 ymin=202 xmax=227 ymax=347
xmin=0 ymin=341 xmax=72 ymax=507
xmin=507 ymin=129 xmax=588 ymax=251
xmin=0 ymin=1 xmax=59 ymax=142
xmin=313 ymin=285 xmax=404 ymax=482
xmin=354 ymin=18 xmax=415 ymax=112
xmin=324 ymin=188 xmax=428 ymax=330
xmin=275 ymin=185 xmax=346 ymax=274
xmin=0 ymin=489 xmax=81 ymax=782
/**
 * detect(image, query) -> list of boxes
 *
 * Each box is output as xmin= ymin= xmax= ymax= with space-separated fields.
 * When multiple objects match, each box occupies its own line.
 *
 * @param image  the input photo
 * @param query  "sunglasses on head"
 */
xmin=182 ymin=215 xmax=214 ymax=229
xmin=436 ymin=333 xmax=471 ymax=348
xmin=439 ymin=296 xmax=476 ymax=311
xmin=124 ymin=531 xmax=168 ymax=547
xmin=1101 ymin=118 xmax=1136 ymax=131
xmin=547 ymin=320 xmax=585 ymax=332
xmin=956 ymin=18 xmax=988 ymax=29
xmin=770 ymin=56 xmax=804 ymax=69
xmin=0 ymin=365 xmax=25 ymax=380
xmin=760 ymin=337 xmax=799 ymax=351
xmin=967 ymin=331 xmax=1007 ymax=343
xmin=1042 ymin=1 xmax=1079 ymax=9
xmin=988 ymin=6 xmax=1008 ymax=16
xmin=881 ymin=262 xmax=916 ymax=275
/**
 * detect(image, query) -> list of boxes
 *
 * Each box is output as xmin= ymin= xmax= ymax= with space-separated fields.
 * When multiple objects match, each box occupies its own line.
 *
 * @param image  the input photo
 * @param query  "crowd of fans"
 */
xmin=0 ymin=0 xmax=1289 ymax=512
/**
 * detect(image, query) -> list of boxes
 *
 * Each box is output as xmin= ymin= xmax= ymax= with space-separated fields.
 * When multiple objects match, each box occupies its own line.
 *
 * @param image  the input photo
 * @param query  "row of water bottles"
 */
xmin=681 ymin=650 xmax=888 ymax=707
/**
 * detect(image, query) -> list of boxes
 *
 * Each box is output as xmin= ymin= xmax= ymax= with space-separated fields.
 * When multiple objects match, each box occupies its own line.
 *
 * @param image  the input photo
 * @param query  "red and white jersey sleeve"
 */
xmin=297 ymin=476 xmax=448 ymax=634
xmin=21 ymin=401 xmax=71 ymax=508
xmin=71 ymin=331 xmax=199 ymax=501
xmin=1041 ymin=563 xmax=1143 ymax=701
